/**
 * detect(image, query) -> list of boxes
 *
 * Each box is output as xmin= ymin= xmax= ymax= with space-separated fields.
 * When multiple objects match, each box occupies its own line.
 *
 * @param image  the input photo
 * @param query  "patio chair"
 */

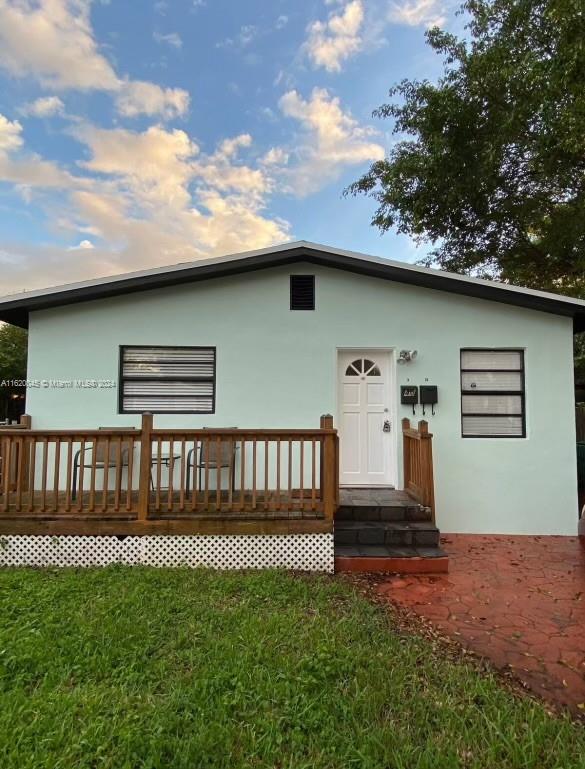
xmin=185 ymin=430 xmax=238 ymax=495
xmin=72 ymin=427 xmax=136 ymax=500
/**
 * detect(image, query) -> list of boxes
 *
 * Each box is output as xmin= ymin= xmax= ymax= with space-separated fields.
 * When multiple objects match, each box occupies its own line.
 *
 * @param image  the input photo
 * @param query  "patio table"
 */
xmin=150 ymin=452 xmax=182 ymax=491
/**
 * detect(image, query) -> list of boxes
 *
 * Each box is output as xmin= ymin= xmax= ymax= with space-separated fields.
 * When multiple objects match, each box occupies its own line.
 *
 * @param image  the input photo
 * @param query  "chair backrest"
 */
xmin=200 ymin=429 xmax=237 ymax=465
xmin=93 ymin=427 xmax=137 ymax=463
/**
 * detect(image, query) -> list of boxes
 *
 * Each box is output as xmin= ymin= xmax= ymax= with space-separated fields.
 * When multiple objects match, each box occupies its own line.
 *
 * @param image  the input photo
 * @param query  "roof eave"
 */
xmin=0 ymin=244 xmax=584 ymax=332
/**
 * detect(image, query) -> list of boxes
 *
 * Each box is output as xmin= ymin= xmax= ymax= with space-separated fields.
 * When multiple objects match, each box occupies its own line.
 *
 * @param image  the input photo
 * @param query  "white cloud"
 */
xmin=276 ymin=15 xmax=288 ymax=29
xmin=258 ymin=106 xmax=277 ymax=122
xmin=0 ymin=154 xmax=75 ymax=188
xmin=0 ymin=115 xmax=75 ymax=190
xmin=0 ymin=114 xmax=78 ymax=189
xmin=0 ymin=90 xmax=383 ymax=288
xmin=0 ymin=0 xmax=119 ymax=90
xmin=239 ymin=24 xmax=257 ymax=46
xmin=0 ymin=118 xmax=291 ymax=291
xmin=19 ymin=95 xmax=65 ymax=118
xmin=278 ymin=88 xmax=384 ymax=194
xmin=189 ymin=189 xmax=288 ymax=253
xmin=153 ymin=30 xmax=183 ymax=49
xmin=195 ymin=156 xmax=269 ymax=198
xmin=0 ymin=0 xmax=190 ymax=119
xmin=68 ymin=238 xmax=94 ymax=249
xmin=388 ymin=0 xmax=446 ymax=27
xmin=217 ymin=23 xmax=258 ymax=49
xmin=218 ymin=133 xmax=252 ymax=158
xmin=0 ymin=114 xmax=24 ymax=155
xmin=304 ymin=0 xmax=364 ymax=72
xmin=73 ymin=123 xmax=198 ymax=209
xmin=115 ymin=81 xmax=190 ymax=119
xmin=301 ymin=0 xmax=449 ymax=72
xmin=260 ymin=147 xmax=289 ymax=166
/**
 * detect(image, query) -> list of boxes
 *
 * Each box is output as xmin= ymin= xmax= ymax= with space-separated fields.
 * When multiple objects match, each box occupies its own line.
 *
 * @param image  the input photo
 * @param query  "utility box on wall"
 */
xmin=420 ymin=386 xmax=438 ymax=405
xmin=420 ymin=385 xmax=438 ymax=415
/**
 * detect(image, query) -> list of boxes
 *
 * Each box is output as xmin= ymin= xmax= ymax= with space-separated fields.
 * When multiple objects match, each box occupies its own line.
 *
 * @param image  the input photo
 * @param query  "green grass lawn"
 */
xmin=0 ymin=568 xmax=583 ymax=769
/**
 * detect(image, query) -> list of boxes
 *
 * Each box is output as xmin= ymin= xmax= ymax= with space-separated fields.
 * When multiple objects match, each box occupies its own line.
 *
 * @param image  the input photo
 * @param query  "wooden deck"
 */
xmin=0 ymin=416 xmax=437 ymax=544
xmin=0 ymin=415 xmax=338 ymax=536
xmin=0 ymin=517 xmax=331 ymax=536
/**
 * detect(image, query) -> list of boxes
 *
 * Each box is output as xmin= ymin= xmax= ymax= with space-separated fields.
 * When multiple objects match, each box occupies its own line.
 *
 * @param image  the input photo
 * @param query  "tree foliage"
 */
xmin=348 ymin=0 xmax=585 ymax=296
xmin=0 ymin=323 xmax=27 ymax=420
xmin=0 ymin=323 xmax=27 ymax=382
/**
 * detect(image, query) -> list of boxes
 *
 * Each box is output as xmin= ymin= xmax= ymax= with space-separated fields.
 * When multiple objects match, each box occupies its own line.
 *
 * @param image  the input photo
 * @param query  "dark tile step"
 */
xmin=335 ymin=521 xmax=437 ymax=530
xmin=334 ymin=521 xmax=440 ymax=547
xmin=335 ymin=504 xmax=432 ymax=523
xmin=334 ymin=544 xmax=448 ymax=559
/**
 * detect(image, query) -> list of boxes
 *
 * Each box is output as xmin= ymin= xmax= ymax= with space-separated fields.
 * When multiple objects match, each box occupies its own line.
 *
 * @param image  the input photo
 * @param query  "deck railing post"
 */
xmin=401 ymin=417 xmax=411 ymax=492
xmin=137 ymin=413 xmax=153 ymax=522
xmin=417 ymin=420 xmax=435 ymax=523
xmin=320 ymin=414 xmax=333 ymax=430
xmin=19 ymin=415 xmax=31 ymax=492
xmin=334 ymin=431 xmax=340 ymax=508
xmin=319 ymin=414 xmax=337 ymax=520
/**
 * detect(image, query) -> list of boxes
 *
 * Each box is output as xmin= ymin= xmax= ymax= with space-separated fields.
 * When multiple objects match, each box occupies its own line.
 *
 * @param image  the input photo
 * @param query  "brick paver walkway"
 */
xmin=375 ymin=534 xmax=585 ymax=715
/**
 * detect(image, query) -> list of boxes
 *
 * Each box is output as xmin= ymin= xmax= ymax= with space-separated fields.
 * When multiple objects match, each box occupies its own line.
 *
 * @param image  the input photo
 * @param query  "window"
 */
xmin=345 ymin=358 xmax=381 ymax=376
xmin=460 ymin=349 xmax=525 ymax=438
xmin=119 ymin=346 xmax=215 ymax=414
xmin=290 ymin=275 xmax=315 ymax=310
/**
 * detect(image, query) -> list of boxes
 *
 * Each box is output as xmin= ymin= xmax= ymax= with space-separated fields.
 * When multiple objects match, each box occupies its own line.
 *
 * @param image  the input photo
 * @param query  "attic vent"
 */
xmin=290 ymin=275 xmax=315 ymax=310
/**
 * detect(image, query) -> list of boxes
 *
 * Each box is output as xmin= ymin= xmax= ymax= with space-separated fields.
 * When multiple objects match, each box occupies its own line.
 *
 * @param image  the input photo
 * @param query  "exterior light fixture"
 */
xmin=397 ymin=349 xmax=418 ymax=364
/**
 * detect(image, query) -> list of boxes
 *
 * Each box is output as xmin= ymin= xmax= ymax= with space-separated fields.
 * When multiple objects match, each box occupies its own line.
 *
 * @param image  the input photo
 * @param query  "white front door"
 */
xmin=338 ymin=350 xmax=394 ymax=486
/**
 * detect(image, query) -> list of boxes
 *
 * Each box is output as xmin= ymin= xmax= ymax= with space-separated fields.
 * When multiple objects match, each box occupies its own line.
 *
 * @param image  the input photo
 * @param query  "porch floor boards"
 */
xmin=0 ymin=489 xmax=325 ymax=520
xmin=0 ymin=488 xmax=329 ymax=535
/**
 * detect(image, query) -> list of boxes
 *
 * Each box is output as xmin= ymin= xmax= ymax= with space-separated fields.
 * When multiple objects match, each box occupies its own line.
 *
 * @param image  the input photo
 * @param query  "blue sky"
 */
xmin=0 ymin=0 xmax=460 ymax=293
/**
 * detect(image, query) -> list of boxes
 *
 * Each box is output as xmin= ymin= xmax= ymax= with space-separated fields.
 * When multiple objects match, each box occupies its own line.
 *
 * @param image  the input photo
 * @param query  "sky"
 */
xmin=0 ymin=0 xmax=462 ymax=294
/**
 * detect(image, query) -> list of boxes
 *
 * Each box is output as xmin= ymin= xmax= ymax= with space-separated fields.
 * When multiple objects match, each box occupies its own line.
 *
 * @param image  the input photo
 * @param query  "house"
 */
xmin=0 ymin=241 xmax=583 ymax=572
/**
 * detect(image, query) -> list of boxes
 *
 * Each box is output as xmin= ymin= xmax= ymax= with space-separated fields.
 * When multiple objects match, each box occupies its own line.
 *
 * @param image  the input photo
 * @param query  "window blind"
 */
xmin=460 ymin=349 xmax=525 ymax=437
xmin=119 ymin=346 xmax=215 ymax=414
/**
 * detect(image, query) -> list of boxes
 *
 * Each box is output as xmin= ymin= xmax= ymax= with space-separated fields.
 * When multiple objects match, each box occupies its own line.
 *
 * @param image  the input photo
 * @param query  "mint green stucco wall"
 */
xmin=26 ymin=263 xmax=578 ymax=535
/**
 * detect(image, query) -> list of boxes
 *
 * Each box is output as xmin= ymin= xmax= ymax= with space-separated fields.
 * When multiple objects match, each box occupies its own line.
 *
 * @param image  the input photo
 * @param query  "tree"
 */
xmin=0 ymin=323 xmax=28 ymax=421
xmin=348 ymin=0 xmax=585 ymax=296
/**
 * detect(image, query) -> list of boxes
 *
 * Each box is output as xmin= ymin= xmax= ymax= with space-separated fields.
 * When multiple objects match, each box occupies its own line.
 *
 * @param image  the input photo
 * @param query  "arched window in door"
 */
xmin=345 ymin=358 xmax=381 ymax=376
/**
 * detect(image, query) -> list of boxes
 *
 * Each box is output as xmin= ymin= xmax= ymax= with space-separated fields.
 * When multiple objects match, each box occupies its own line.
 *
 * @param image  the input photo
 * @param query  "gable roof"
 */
xmin=1 ymin=240 xmax=585 ymax=331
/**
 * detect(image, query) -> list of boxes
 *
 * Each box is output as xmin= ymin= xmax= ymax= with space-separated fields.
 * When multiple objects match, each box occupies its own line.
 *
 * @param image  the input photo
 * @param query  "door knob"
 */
xmin=383 ymin=420 xmax=392 ymax=433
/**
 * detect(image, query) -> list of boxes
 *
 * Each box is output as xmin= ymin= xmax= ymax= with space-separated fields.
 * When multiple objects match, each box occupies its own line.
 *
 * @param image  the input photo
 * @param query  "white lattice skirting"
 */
xmin=0 ymin=534 xmax=334 ymax=572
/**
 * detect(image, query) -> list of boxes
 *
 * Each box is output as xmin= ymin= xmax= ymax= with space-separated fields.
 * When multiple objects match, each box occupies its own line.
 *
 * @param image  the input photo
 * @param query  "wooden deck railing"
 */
xmin=0 ymin=413 xmax=339 ymax=524
xmin=0 ymin=414 xmax=31 ymax=493
xmin=402 ymin=418 xmax=435 ymax=522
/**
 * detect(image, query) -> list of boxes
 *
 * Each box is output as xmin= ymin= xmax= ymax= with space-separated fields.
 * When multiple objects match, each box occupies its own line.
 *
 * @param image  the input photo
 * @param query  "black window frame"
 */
xmin=460 ymin=348 xmax=526 ymax=439
xmin=118 ymin=344 xmax=216 ymax=415
xmin=290 ymin=274 xmax=315 ymax=311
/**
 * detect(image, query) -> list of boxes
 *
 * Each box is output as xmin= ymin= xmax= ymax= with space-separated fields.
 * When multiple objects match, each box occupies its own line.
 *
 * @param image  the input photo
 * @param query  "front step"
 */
xmin=336 ymin=503 xmax=431 ymax=522
xmin=335 ymin=520 xmax=440 ymax=548
xmin=334 ymin=488 xmax=448 ymax=574
xmin=334 ymin=545 xmax=449 ymax=574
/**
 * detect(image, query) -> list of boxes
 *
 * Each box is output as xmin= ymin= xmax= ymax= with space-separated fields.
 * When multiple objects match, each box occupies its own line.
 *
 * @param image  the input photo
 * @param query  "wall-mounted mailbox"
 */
xmin=400 ymin=385 xmax=419 ymax=415
xmin=420 ymin=385 xmax=438 ymax=415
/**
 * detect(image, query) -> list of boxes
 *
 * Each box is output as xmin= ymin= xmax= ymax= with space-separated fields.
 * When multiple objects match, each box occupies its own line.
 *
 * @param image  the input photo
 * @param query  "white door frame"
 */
xmin=336 ymin=347 xmax=398 ymax=487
